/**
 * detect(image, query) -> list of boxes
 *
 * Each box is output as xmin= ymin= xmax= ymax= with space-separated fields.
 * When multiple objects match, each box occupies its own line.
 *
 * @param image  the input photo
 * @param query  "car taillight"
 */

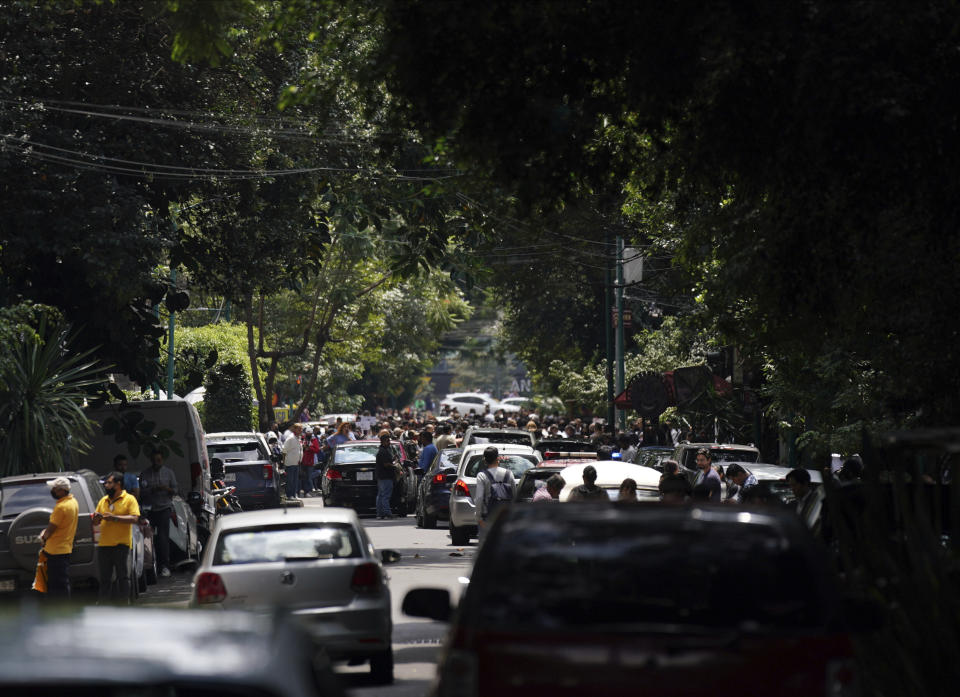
xmin=195 ymin=572 xmax=227 ymax=604
xmin=453 ymin=479 xmax=471 ymax=497
xmin=326 ymin=468 xmax=343 ymax=480
xmin=544 ymin=451 xmax=559 ymax=460
xmin=826 ymin=658 xmax=859 ymax=697
xmin=433 ymin=473 xmax=446 ymax=484
xmin=351 ymin=563 xmax=381 ymax=593
xmin=262 ymin=463 xmax=273 ymax=480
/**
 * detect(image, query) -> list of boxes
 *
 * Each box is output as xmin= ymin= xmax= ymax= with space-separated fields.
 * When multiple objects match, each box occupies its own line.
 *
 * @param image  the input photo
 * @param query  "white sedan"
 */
xmin=439 ymin=392 xmax=520 ymax=414
xmin=557 ymin=462 xmax=662 ymax=502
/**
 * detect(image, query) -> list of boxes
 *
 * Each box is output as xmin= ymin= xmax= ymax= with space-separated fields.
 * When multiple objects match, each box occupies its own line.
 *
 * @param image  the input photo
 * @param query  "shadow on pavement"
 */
xmin=336 ymin=643 xmax=439 ymax=694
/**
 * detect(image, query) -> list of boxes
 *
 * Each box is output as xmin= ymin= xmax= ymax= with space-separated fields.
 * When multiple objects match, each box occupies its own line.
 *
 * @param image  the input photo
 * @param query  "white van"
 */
xmin=76 ymin=400 xmax=215 ymax=552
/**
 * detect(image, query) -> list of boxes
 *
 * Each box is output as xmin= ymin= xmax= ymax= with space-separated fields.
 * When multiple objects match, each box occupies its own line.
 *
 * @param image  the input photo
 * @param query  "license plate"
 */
xmin=0 ymin=579 xmax=16 ymax=592
xmin=356 ymin=471 xmax=373 ymax=481
xmin=224 ymin=473 xmax=236 ymax=482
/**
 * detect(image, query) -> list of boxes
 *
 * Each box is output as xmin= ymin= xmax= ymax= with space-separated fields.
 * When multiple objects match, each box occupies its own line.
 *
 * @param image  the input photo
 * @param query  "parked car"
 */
xmin=440 ymin=393 xmax=520 ymax=415
xmin=404 ymin=503 xmax=871 ymax=697
xmin=0 ymin=606 xmax=344 ymax=697
xmin=725 ymin=461 xmax=824 ymax=504
xmin=556 ymin=461 xmax=662 ymax=501
xmin=320 ymin=440 xmax=417 ymax=515
xmin=191 ymin=507 xmax=399 ymax=684
xmin=0 ymin=470 xmax=147 ymax=599
xmin=205 ymin=431 xmax=282 ymax=509
xmin=461 ymin=426 xmax=535 ymax=448
xmin=448 ymin=444 xmax=541 ymax=545
xmin=672 ymin=441 xmax=761 ymax=471
xmin=78 ymin=400 xmax=214 ymax=552
xmin=416 ymin=447 xmax=462 ymax=529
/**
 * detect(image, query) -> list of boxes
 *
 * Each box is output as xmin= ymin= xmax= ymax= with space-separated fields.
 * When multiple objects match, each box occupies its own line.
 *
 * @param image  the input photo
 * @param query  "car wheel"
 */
xmin=137 ymin=567 xmax=148 ymax=594
xmin=450 ymin=524 xmax=470 ymax=546
xmin=369 ymin=650 xmax=394 ymax=684
xmin=146 ymin=552 xmax=158 ymax=585
xmin=422 ymin=512 xmax=437 ymax=530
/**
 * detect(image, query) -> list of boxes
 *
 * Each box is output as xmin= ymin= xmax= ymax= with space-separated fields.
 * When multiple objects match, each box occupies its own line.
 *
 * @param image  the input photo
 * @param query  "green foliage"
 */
xmin=203 ymin=362 xmax=254 ymax=432
xmin=159 ymin=322 xmax=253 ymax=397
xmin=0 ymin=316 xmax=106 ymax=475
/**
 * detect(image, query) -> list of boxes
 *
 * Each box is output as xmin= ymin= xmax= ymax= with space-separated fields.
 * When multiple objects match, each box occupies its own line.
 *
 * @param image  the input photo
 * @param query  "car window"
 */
xmin=214 ymin=523 xmax=361 ymax=564
xmin=207 ymin=442 xmax=262 ymax=460
xmin=333 ymin=445 xmax=379 ymax=463
xmin=1 ymin=481 xmax=91 ymax=517
xmin=477 ymin=518 xmax=826 ymax=631
xmin=712 ymin=449 xmax=759 ymax=463
xmin=464 ymin=454 xmax=537 ymax=478
xmin=468 ymin=432 xmax=533 ymax=446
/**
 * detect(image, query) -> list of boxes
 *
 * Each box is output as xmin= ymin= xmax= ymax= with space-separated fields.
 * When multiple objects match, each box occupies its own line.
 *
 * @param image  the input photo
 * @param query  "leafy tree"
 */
xmin=204 ymin=363 xmax=254 ymax=432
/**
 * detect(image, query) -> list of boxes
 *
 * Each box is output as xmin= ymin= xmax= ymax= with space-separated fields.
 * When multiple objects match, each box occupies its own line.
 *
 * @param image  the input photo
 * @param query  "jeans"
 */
xmin=301 ymin=465 xmax=313 ymax=493
xmin=97 ymin=544 xmax=130 ymax=604
xmin=376 ymin=478 xmax=394 ymax=518
xmin=285 ymin=465 xmax=300 ymax=498
xmin=45 ymin=553 xmax=71 ymax=598
xmin=147 ymin=506 xmax=172 ymax=570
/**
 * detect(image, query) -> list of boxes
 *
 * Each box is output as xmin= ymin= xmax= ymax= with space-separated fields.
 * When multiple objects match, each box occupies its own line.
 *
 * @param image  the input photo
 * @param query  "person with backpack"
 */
xmin=474 ymin=446 xmax=515 ymax=541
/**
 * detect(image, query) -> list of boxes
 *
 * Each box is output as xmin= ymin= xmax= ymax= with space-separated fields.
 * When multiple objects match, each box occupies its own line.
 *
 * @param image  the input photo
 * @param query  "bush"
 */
xmin=203 ymin=363 xmax=253 ymax=432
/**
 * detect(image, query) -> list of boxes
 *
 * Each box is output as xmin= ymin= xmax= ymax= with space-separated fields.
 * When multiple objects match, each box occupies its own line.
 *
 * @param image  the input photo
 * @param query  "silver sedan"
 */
xmin=190 ymin=506 xmax=399 ymax=684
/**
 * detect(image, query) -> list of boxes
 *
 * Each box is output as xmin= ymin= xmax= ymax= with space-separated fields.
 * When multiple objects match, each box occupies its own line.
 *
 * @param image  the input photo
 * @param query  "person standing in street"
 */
xmin=418 ymin=431 xmax=438 ymax=473
xmin=434 ymin=423 xmax=456 ymax=451
xmin=300 ymin=426 xmax=320 ymax=497
xmin=139 ymin=451 xmax=178 ymax=578
xmin=474 ymin=446 xmax=515 ymax=540
xmin=94 ymin=471 xmax=140 ymax=603
xmin=114 ymin=454 xmax=141 ymax=500
xmin=693 ymin=448 xmax=722 ymax=502
xmin=36 ymin=476 xmax=79 ymax=598
xmin=375 ymin=431 xmax=396 ymax=519
xmin=283 ymin=423 xmax=303 ymax=499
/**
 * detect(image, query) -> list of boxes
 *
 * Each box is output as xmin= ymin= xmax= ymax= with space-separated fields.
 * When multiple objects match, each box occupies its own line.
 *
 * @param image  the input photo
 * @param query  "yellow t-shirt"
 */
xmin=95 ymin=490 xmax=140 ymax=547
xmin=44 ymin=493 xmax=79 ymax=555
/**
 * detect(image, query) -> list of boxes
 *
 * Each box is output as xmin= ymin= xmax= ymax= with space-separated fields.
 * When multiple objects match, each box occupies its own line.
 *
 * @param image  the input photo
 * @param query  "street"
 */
xmin=138 ymin=498 xmax=474 ymax=697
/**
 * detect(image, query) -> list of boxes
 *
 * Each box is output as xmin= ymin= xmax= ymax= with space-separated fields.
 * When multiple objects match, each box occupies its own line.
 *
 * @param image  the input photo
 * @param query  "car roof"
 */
xmin=558 ymin=462 xmax=662 ymax=491
xmin=730 ymin=462 xmax=824 ymax=483
xmin=0 ymin=470 xmax=93 ymax=485
xmin=213 ymin=506 xmax=361 ymax=532
xmin=464 ymin=426 xmax=529 ymax=434
xmin=460 ymin=443 xmax=537 ymax=455
xmin=0 ymin=607 xmax=323 ymax=694
xmin=679 ymin=442 xmax=760 ymax=451
xmin=205 ymin=432 xmax=263 ymax=442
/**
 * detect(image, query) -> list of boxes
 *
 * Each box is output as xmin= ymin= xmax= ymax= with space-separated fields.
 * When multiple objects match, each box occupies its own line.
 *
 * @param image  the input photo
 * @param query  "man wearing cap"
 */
xmin=94 ymin=471 xmax=141 ymax=603
xmin=37 ymin=477 xmax=79 ymax=597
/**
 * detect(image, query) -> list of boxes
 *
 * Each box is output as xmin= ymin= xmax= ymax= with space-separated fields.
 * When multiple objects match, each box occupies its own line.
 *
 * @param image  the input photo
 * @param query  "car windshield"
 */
xmin=207 ymin=442 xmax=262 ymax=460
xmin=464 ymin=454 xmax=537 ymax=478
xmin=214 ymin=523 xmax=361 ymax=564
xmin=467 ymin=432 xmax=532 ymax=446
xmin=711 ymin=449 xmax=759 ymax=463
xmin=333 ymin=445 xmax=379 ymax=463
xmin=0 ymin=481 xmax=88 ymax=518
xmin=477 ymin=517 xmax=826 ymax=631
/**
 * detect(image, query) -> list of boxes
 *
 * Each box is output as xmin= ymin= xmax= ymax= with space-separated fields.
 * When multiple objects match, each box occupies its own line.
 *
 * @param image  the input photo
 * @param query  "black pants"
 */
xmin=45 ymin=553 xmax=71 ymax=598
xmin=147 ymin=507 xmax=172 ymax=569
xmin=97 ymin=544 xmax=130 ymax=603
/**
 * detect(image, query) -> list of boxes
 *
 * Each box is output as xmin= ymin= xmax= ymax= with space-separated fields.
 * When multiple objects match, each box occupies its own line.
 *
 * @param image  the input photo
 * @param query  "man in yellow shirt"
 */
xmin=38 ymin=476 xmax=79 ymax=598
xmin=94 ymin=471 xmax=140 ymax=604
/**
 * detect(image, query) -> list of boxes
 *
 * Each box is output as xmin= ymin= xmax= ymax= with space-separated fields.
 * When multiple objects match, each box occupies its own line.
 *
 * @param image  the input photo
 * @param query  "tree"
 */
xmin=0 ymin=313 xmax=105 ymax=475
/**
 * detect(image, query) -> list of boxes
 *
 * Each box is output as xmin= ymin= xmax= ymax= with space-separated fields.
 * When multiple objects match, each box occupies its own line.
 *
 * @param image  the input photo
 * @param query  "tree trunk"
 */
xmin=244 ymin=293 xmax=269 ymax=430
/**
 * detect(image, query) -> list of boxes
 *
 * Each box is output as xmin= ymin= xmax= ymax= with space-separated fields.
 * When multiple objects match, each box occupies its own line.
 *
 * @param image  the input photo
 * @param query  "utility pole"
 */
xmin=615 ymin=236 xmax=626 ymax=432
xmin=605 ymin=229 xmax=615 ymax=428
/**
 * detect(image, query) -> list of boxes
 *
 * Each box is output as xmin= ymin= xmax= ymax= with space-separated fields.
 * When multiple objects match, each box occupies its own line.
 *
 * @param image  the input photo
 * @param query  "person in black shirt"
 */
xmin=375 ymin=430 xmax=396 ymax=519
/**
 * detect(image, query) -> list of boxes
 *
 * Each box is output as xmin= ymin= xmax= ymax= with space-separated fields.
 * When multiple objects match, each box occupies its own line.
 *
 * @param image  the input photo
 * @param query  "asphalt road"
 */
xmin=137 ymin=496 xmax=476 ymax=697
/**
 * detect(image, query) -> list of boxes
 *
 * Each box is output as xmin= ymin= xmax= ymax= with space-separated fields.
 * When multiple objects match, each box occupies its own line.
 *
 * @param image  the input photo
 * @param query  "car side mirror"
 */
xmin=381 ymin=549 xmax=401 ymax=564
xmin=402 ymin=588 xmax=452 ymax=622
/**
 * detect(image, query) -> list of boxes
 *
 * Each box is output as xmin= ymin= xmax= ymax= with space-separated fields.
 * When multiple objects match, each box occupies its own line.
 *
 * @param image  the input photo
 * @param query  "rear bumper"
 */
xmin=449 ymin=495 xmax=478 ymax=528
xmin=326 ymin=482 xmax=378 ymax=511
xmin=424 ymin=489 xmax=452 ymax=518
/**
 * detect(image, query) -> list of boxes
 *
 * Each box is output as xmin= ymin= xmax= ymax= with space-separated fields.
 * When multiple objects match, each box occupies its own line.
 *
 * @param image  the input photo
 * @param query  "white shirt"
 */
xmin=281 ymin=429 xmax=294 ymax=444
xmin=282 ymin=435 xmax=303 ymax=467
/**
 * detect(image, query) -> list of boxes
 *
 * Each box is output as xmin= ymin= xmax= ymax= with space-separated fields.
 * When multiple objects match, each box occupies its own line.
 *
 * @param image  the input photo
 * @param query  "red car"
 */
xmin=404 ymin=503 xmax=871 ymax=697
